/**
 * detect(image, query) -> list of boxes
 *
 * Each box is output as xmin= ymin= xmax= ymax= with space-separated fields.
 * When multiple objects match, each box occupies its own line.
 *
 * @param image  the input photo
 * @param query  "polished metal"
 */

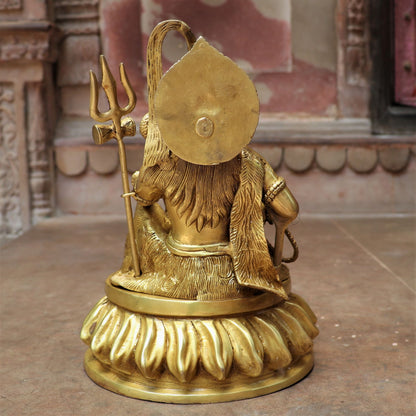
xmin=81 ymin=19 xmax=318 ymax=403
xmin=154 ymin=37 xmax=259 ymax=165
xmin=89 ymin=56 xmax=140 ymax=276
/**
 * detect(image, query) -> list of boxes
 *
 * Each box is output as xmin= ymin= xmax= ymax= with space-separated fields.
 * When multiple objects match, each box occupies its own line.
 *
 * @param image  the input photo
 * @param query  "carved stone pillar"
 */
xmin=337 ymin=0 xmax=370 ymax=117
xmin=0 ymin=83 xmax=22 ymax=237
xmin=0 ymin=18 xmax=60 ymax=240
xmin=27 ymin=82 xmax=53 ymax=223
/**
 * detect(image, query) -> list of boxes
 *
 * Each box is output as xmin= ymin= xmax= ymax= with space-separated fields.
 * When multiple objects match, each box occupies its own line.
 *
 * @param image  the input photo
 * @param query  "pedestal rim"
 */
xmin=84 ymin=349 xmax=314 ymax=404
xmin=105 ymin=276 xmax=286 ymax=317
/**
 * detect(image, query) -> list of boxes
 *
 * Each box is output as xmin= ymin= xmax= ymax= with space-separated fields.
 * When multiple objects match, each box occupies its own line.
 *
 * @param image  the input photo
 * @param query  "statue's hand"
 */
xmin=132 ymin=169 xmax=163 ymax=206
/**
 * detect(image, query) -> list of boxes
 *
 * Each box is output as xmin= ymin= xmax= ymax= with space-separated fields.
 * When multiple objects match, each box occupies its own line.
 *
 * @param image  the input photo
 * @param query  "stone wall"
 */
xmin=1 ymin=0 xmax=415 ymax=240
xmin=54 ymin=126 xmax=415 ymax=216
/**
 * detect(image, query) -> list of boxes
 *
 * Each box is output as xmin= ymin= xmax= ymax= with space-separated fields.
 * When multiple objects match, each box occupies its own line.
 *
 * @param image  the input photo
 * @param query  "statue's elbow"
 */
xmin=278 ymin=189 xmax=299 ymax=222
xmin=292 ymin=198 xmax=299 ymax=219
xmin=281 ymin=203 xmax=298 ymax=224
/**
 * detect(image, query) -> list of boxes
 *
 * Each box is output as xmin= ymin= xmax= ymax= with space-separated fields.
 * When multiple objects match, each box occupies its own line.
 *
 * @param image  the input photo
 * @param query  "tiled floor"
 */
xmin=1 ymin=215 xmax=415 ymax=416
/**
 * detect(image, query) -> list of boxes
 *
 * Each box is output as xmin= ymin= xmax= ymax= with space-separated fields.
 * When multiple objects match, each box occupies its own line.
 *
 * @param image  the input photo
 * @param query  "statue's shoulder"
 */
xmin=243 ymin=146 xmax=266 ymax=162
xmin=241 ymin=146 xmax=268 ymax=172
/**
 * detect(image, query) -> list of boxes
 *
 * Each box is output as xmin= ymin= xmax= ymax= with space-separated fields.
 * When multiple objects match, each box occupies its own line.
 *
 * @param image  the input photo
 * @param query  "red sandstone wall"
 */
xmin=98 ymin=0 xmax=338 ymax=117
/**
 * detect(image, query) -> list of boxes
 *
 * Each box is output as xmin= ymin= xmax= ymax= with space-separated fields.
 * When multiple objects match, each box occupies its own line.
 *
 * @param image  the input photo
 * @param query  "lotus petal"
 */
xmin=110 ymin=313 xmax=142 ymax=375
xmin=283 ymin=301 xmax=319 ymax=339
xmin=165 ymin=320 xmax=199 ymax=383
xmin=135 ymin=316 xmax=166 ymax=379
xmin=267 ymin=309 xmax=312 ymax=358
xmin=290 ymin=293 xmax=318 ymax=324
xmin=90 ymin=304 xmax=124 ymax=365
xmin=221 ymin=317 xmax=263 ymax=377
xmin=249 ymin=315 xmax=292 ymax=370
xmin=80 ymin=297 xmax=110 ymax=344
xmin=194 ymin=319 xmax=233 ymax=380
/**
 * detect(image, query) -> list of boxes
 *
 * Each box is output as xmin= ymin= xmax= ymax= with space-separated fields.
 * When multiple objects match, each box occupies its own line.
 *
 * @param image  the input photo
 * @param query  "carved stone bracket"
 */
xmin=0 ymin=36 xmax=49 ymax=61
xmin=0 ymin=0 xmax=21 ymax=11
xmin=54 ymin=0 xmax=99 ymax=35
xmin=0 ymin=22 xmax=61 ymax=63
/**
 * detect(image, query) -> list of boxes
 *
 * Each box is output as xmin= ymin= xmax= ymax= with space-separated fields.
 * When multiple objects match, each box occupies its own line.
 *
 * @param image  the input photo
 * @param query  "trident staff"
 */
xmin=89 ymin=55 xmax=141 ymax=277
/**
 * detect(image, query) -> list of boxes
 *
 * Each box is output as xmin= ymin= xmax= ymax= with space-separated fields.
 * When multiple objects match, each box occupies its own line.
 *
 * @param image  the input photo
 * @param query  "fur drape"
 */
xmin=229 ymin=148 xmax=288 ymax=300
xmin=142 ymin=121 xmax=171 ymax=168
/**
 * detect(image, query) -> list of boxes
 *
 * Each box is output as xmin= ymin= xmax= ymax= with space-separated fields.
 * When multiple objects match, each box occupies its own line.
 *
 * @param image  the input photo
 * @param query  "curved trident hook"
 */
xmin=89 ymin=55 xmax=140 ymax=277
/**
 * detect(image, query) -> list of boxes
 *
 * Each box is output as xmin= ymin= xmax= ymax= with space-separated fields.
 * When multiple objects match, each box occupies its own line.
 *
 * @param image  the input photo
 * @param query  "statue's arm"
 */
xmin=132 ymin=168 xmax=163 ymax=206
xmin=263 ymin=162 xmax=298 ymax=224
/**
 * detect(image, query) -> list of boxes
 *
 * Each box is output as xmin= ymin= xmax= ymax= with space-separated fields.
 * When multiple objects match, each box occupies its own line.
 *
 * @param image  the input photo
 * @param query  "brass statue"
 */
xmin=81 ymin=20 xmax=318 ymax=403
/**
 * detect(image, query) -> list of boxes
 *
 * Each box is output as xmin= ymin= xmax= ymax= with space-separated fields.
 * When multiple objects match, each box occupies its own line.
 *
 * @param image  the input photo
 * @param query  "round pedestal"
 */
xmin=84 ymin=349 xmax=314 ymax=403
xmin=80 ymin=280 xmax=318 ymax=403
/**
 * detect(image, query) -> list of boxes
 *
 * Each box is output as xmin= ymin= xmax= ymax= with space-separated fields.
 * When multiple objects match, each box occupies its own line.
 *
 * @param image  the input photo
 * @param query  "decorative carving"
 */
xmin=55 ymin=142 xmax=416 ymax=177
xmin=0 ymin=35 xmax=49 ymax=62
xmin=54 ymin=0 xmax=99 ymax=35
xmin=379 ymin=148 xmax=411 ymax=172
xmin=284 ymin=147 xmax=315 ymax=172
xmin=316 ymin=147 xmax=347 ymax=172
xmin=26 ymin=83 xmax=53 ymax=223
xmin=0 ymin=0 xmax=21 ymax=11
xmin=54 ymin=0 xmax=98 ymax=5
xmin=81 ymin=291 xmax=317 ymax=387
xmin=348 ymin=147 xmax=378 ymax=173
xmin=346 ymin=0 xmax=368 ymax=86
xmin=0 ymin=83 xmax=22 ymax=239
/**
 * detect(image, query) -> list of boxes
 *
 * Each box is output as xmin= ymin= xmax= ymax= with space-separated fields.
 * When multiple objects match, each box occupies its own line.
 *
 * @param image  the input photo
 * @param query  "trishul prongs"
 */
xmin=90 ymin=55 xmax=136 ymax=127
xmin=89 ymin=55 xmax=140 ymax=277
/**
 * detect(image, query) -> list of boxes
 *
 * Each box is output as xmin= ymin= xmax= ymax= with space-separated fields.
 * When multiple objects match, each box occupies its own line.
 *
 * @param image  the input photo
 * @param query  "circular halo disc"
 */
xmin=154 ymin=37 xmax=259 ymax=165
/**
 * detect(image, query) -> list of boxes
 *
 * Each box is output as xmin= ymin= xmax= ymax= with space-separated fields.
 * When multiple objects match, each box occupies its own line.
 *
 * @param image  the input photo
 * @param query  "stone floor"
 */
xmin=1 ymin=215 xmax=415 ymax=416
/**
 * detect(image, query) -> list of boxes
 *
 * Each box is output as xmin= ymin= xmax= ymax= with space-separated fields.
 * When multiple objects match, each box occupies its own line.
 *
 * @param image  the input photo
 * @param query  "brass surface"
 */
xmin=84 ymin=349 xmax=314 ymax=404
xmin=144 ymin=20 xmax=196 ymax=167
xmin=164 ymin=233 xmax=231 ymax=256
xmin=195 ymin=116 xmax=214 ymax=138
xmin=105 ymin=276 xmax=290 ymax=317
xmin=81 ymin=292 xmax=317 ymax=402
xmin=154 ymin=37 xmax=259 ymax=165
xmin=92 ymin=117 xmax=136 ymax=144
xmin=82 ymin=19 xmax=318 ymax=403
xmin=89 ymin=56 xmax=140 ymax=276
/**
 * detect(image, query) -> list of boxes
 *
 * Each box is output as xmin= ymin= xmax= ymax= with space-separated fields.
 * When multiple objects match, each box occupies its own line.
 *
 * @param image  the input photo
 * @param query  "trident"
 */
xmin=89 ymin=55 xmax=140 ymax=276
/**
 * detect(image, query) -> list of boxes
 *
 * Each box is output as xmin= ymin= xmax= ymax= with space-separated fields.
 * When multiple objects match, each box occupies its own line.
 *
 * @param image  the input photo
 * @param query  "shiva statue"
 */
xmin=80 ymin=20 xmax=318 ymax=403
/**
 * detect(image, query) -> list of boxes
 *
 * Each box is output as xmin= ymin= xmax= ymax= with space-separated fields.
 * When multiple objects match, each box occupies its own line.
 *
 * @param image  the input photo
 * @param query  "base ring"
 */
xmin=84 ymin=350 xmax=314 ymax=404
xmin=105 ymin=276 xmax=287 ymax=317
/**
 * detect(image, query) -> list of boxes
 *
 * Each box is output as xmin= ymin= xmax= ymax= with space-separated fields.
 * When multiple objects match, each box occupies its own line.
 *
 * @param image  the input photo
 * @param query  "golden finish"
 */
xmin=145 ymin=21 xmax=196 ymax=167
xmin=89 ymin=55 xmax=140 ymax=276
xmin=195 ymin=116 xmax=214 ymax=138
xmin=165 ymin=233 xmax=231 ymax=257
xmin=282 ymin=229 xmax=299 ymax=263
xmin=154 ymin=37 xmax=259 ymax=165
xmin=264 ymin=178 xmax=286 ymax=205
xmin=92 ymin=117 xmax=136 ymax=144
xmin=139 ymin=113 xmax=149 ymax=139
xmin=81 ymin=292 xmax=317 ymax=403
xmin=104 ymin=275 xmax=291 ymax=317
xmin=81 ymin=19 xmax=318 ymax=403
xmin=84 ymin=345 xmax=314 ymax=404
